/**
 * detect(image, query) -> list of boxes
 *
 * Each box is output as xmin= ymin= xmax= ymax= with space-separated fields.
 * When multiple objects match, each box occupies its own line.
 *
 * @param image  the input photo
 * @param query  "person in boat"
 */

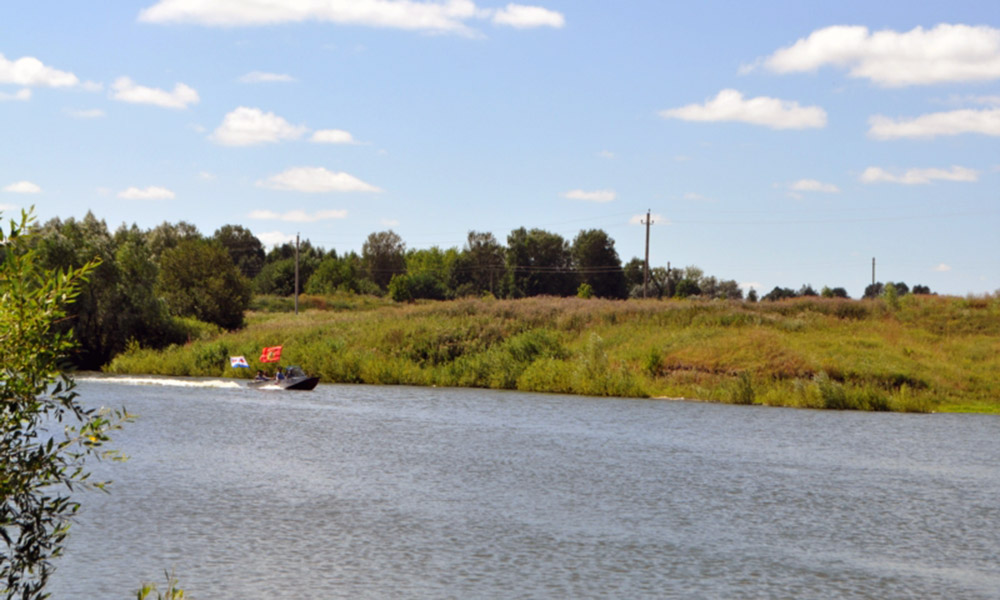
xmin=275 ymin=368 xmax=286 ymax=382
xmin=254 ymin=369 xmax=267 ymax=382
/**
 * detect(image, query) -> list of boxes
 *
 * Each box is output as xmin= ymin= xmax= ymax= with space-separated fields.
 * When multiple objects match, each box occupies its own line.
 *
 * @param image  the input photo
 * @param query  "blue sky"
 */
xmin=1 ymin=0 xmax=998 ymax=298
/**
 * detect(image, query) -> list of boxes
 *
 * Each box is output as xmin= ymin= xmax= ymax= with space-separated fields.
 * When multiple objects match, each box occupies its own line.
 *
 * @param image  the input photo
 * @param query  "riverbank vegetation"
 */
xmin=106 ymin=293 xmax=1000 ymax=414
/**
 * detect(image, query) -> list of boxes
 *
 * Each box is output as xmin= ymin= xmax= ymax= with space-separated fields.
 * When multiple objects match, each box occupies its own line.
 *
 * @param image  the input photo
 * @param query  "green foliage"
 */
xmin=505 ymin=227 xmax=576 ymax=298
xmin=158 ymin=239 xmax=251 ymax=330
xmin=33 ymin=215 xmax=181 ymax=368
xmin=451 ymin=231 xmax=505 ymax=297
xmin=362 ymin=230 xmax=406 ymax=290
xmin=572 ymin=229 xmax=626 ymax=299
xmin=577 ymin=282 xmax=594 ymax=299
xmin=727 ymin=372 xmax=756 ymax=405
xmin=213 ymin=224 xmax=265 ymax=279
xmin=883 ymin=282 xmax=900 ymax=311
xmin=137 ymin=571 xmax=185 ymax=600
xmin=1 ymin=209 xmax=130 ymax=599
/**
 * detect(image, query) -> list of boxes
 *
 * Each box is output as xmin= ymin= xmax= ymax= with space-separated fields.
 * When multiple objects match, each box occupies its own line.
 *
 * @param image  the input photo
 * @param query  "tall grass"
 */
xmin=105 ymin=295 xmax=1000 ymax=413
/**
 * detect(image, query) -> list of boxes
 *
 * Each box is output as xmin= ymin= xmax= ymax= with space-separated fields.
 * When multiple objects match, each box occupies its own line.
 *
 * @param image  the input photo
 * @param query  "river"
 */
xmin=48 ymin=377 xmax=1000 ymax=599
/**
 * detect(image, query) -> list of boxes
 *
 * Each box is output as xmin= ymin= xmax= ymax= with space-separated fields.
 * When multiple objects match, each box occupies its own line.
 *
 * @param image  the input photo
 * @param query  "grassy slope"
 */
xmin=105 ymin=294 xmax=1000 ymax=413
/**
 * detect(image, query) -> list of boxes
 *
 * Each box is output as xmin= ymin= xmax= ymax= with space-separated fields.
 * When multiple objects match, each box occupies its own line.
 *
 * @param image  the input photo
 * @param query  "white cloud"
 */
xmin=492 ymin=4 xmax=565 ymax=28
xmin=117 ymin=186 xmax=176 ymax=200
xmin=0 ymin=88 xmax=31 ymax=101
xmin=3 ymin=181 xmax=42 ymax=194
xmin=597 ymin=150 xmax=615 ymax=159
xmin=199 ymin=171 xmax=216 ymax=180
xmin=758 ymin=24 xmax=1000 ymax=87
xmin=310 ymin=129 xmax=358 ymax=144
xmin=140 ymin=0 xmax=482 ymax=35
xmin=933 ymin=263 xmax=952 ymax=272
xmin=739 ymin=282 xmax=762 ymax=291
xmin=257 ymin=166 xmax=382 ymax=193
xmin=0 ymin=203 xmax=18 ymax=212
xmin=563 ymin=189 xmax=616 ymax=203
xmin=110 ymin=77 xmax=199 ymax=109
xmin=860 ymin=166 xmax=978 ymax=185
xmin=255 ymin=230 xmax=296 ymax=247
xmin=211 ymin=107 xmax=308 ymax=146
xmin=381 ymin=218 xmax=400 ymax=226
xmin=248 ymin=209 xmax=348 ymax=222
xmin=629 ymin=213 xmax=665 ymax=225
xmin=659 ymin=89 xmax=826 ymax=130
xmin=789 ymin=179 xmax=840 ymax=193
xmin=238 ymin=71 xmax=296 ymax=83
xmin=868 ymin=108 xmax=1000 ymax=139
xmin=139 ymin=0 xmax=565 ymax=35
xmin=64 ymin=108 xmax=105 ymax=118
xmin=0 ymin=53 xmax=79 ymax=87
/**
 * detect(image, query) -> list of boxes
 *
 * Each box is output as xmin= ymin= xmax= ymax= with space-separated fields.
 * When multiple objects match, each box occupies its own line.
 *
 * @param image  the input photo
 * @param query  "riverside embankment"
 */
xmin=105 ymin=294 xmax=1000 ymax=413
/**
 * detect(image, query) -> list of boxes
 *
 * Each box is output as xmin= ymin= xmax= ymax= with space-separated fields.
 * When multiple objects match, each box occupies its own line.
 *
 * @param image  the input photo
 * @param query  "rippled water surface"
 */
xmin=49 ymin=377 xmax=1000 ymax=599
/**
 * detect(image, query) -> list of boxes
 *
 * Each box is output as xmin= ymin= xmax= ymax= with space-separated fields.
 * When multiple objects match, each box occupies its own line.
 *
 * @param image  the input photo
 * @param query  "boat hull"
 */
xmin=248 ymin=375 xmax=319 ymax=391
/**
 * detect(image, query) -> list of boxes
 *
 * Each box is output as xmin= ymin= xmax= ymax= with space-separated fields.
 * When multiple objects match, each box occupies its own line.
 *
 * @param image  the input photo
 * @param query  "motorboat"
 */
xmin=248 ymin=365 xmax=319 ymax=391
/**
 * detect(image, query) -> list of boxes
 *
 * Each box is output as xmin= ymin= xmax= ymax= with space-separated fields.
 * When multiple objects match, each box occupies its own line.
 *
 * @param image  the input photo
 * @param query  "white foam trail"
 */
xmin=78 ymin=375 xmax=243 ymax=389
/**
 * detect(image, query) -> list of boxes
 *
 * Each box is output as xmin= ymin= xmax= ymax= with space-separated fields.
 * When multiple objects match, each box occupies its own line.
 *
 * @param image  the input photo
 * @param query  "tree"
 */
xmin=2 ymin=210 xmax=127 ymax=598
xmin=762 ymin=286 xmax=797 ymax=301
xmin=505 ymin=228 xmax=576 ymax=297
xmin=798 ymin=284 xmax=818 ymax=297
xmin=33 ymin=215 xmax=177 ymax=368
xmin=146 ymin=220 xmax=200 ymax=262
xmin=362 ymin=230 xmax=406 ymax=290
xmin=213 ymin=224 xmax=265 ymax=279
xmin=863 ymin=282 xmax=884 ymax=299
xmin=451 ymin=231 xmax=506 ymax=296
xmin=158 ymin=239 xmax=251 ymax=330
xmin=571 ymin=229 xmax=626 ymax=299
xmin=912 ymin=284 xmax=932 ymax=295
xmin=306 ymin=251 xmax=364 ymax=295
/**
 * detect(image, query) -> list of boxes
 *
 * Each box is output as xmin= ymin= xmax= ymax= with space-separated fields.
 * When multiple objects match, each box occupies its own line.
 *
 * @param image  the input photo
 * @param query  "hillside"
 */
xmin=105 ymin=294 xmax=1000 ymax=413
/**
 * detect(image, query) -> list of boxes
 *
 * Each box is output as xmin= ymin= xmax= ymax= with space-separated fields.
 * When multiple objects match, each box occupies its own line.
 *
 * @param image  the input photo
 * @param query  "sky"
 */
xmin=1 ymin=0 xmax=998 ymax=298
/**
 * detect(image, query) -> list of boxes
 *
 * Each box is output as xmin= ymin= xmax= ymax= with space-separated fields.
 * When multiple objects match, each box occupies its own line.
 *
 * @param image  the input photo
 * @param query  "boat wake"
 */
xmin=77 ymin=375 xmax=243 ymax=390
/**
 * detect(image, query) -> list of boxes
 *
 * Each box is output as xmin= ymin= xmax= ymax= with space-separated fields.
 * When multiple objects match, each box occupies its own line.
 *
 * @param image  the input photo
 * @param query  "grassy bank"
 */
xmin=105 ymin=294 xmax=1000 ymax=413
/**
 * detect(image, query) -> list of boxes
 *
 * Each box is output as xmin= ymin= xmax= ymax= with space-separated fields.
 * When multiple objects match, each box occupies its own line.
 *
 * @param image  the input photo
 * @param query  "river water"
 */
xmin=48 ymin=377 xmax=1000 ymax=599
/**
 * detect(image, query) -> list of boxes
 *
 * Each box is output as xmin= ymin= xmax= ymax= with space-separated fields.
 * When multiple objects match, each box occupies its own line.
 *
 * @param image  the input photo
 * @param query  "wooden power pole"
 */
xmin=642 ymin=209 xmax=653 ymax=298
xmin=294 ymin=232 xmax=300 ymax=315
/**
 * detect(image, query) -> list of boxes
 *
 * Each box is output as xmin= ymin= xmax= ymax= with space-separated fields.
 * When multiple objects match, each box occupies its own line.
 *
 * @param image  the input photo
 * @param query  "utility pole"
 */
xmin=294 ymin=232 xmax=300 ymax=315
xmin=642 ymin=209 xmax=653 ymax=298
xmin=872 ymin=257 xmax=875 ymax=286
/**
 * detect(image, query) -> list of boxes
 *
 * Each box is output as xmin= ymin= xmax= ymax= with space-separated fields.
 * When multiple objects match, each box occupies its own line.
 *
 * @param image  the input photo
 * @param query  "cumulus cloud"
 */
xmin=868 ymin=108 xmax=1000 ymax=139
xmin=3 ymin=181 xmax=42 ymax=194
xmin=0 ymin=88 xmax=31 ymax=101
xmin=660 ymin=89 xmax=826 ymax=130
xmin=117 ymin=186 xmax=176 ymax=200
xmin=0 ymin=53 xmax=80 ymax=87
xmin=310 ymin=129 xmax=358 ymax=144
xmin=860 ymin=166 xmax=978 ymax=185
xmin=139 ymin=0 xmax=564 ymax=35
xmin=110 ymin=77 xmax=199 ymax=109
xmin=789 ymin=179 xmax=840 ymax=193
xmin=248 ymin=209 xmax=348 ymax=222
xmin=238 ymin=71 xmax=296 ymax=83
xmin=211 ymin=107 xmax=308 ymax=146
xmin=492 ymin=4 xmax=565 ymax=28
xmin=257 ymin=166 xmax=382 ymax=193
xmin=933 ymin=263 xmax=952 ymax=272
xmin=255 ymin=230 xmax=296 ymax=247
xmin=563 ymin=189 xmax=616 ymax=203
xmin=757 ymin=24 xmax=1000 ymax=87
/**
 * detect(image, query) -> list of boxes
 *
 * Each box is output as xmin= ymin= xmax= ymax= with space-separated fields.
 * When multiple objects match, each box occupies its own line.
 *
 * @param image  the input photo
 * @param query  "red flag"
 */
xmin=260 ymin=346 xmax=283 ymax=363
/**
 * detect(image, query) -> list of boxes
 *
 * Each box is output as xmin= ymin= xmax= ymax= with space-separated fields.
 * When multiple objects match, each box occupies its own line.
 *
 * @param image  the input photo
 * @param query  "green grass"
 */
xmin=105 ymin=294 xmax=1000 ymax=413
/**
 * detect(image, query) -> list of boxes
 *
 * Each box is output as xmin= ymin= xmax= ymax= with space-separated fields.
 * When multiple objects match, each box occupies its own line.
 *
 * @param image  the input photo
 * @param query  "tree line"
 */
xmin=10 ymin=211 xmax=932 ymax=369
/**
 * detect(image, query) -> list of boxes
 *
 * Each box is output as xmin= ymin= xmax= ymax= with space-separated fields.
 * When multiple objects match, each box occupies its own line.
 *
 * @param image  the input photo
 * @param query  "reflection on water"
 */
xmin=50 ymin=378 xmax=1000 ymax=599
